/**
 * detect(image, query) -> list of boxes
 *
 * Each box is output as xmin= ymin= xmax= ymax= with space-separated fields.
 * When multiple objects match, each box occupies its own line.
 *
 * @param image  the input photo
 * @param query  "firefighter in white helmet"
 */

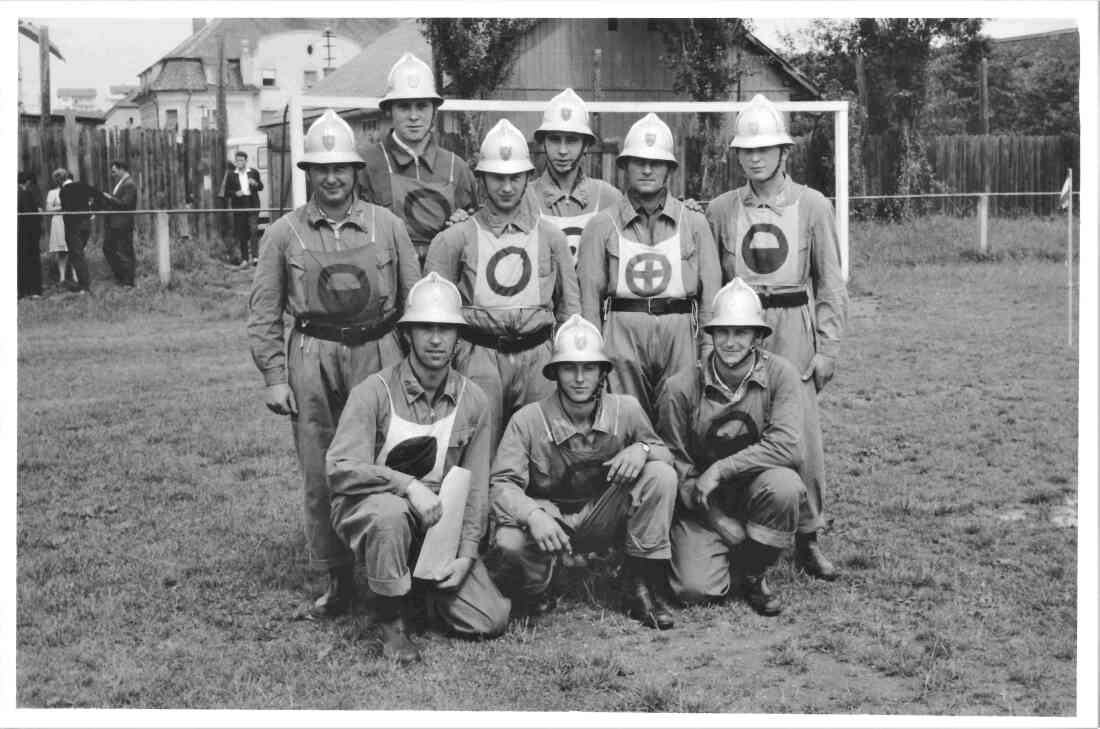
xmin=488 ymin=314 xmax=679 ymax=629
xmin=248 ymin=108 xmax=421 ymax=620
xmin=358 ymin=52 xmax=479 ymax=270
xmin=706 ymin=93 xmax=848 ymax=580
xmin=576 ymin=112 xmax=721 ymax=423
xmin=657 ymin=278 xmax=807 ymax=616
xmin=529 ymin=88 xmax=622 ymax=265
xmin=327 ymin=272 xmax=510 ymax=663
xmin=426 ymin=118 xmax=580 ymax=446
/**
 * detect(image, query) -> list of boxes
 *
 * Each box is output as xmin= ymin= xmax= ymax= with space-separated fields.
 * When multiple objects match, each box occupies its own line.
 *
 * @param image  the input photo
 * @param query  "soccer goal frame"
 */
xmin=288 ymin=96 xmax=851 ymax=280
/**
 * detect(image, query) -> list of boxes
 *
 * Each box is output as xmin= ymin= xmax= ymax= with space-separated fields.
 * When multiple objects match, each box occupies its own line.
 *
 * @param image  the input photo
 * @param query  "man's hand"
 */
xmin=802 ymin=353 xmax=836 ymax=392
xmin=527 ymin=509 xmax=572 ymax=555
xmin=434 ymin=557 xmax=474 ymax=591
xmin=264 ymin=383 xmax=298 ymax=416
xmin=445 ymin=208 xmax=470 ymax=227
xmin=406 ymin=480 xmax=442 ymax=528
xmin=683 ymin=198 xmax=704 ymax=214
xmin=603 ymin=443 xmax=648 ymax=488
xmin=691 ymin=463 xmax=724 ymax=510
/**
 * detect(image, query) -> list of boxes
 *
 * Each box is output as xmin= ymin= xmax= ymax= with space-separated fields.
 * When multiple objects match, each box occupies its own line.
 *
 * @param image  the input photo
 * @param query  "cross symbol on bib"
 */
xmin=625 ymin=252 xmax=671 ymax=296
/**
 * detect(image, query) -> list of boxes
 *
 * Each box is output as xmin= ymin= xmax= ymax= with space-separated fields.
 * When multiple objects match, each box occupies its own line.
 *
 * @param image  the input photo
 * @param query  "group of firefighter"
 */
xmin=247 ymin=52 xmax=848 ymax=664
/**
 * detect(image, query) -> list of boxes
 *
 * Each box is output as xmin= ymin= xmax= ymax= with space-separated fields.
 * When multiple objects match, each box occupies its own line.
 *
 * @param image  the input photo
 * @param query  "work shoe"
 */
xmin=521 ymin=592 xmax=559 ymax=618
xmin=306 ymin=565 xmax=354 ymax=620
xmin=624 ymin=576 xmax=675 ymax=630
xmin=742 ymin=574 xmax=782 ymax=617
xmin=795 ymin=532 xmax=839 ymax=581
xmin=377 ymin=614 xmax=422 ymax=665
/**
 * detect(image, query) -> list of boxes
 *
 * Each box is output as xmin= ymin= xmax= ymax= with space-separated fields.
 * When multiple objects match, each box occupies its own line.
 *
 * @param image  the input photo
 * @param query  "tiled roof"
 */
xmin=143 ymin=18 xmax=398 ymax=74
xmin=57 ymin=88 xmax=98 ymax=98
xmin=149 ymin=59 xmax=209 ymax=91
xmin=306 ymin=18 xmax=428 ymax=99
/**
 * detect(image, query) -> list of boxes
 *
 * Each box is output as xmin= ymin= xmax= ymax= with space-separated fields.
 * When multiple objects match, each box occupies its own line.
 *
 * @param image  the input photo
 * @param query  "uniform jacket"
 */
xmin=357 ymin=132 xmax=478 ymax=222
xmin=530 ymin=168 xmax=622 ymax=218
xmin=326 ymin=359 xmax=493 ymax=560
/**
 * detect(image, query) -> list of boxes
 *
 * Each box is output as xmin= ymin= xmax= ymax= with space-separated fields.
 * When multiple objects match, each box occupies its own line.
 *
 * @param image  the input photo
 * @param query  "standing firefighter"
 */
xmin=531 ymin=88 xmax=621 ymax=265
xmin=327 ymin=273 xmax=510 ymax=664
xmin=426 ymin=119 xmax=580 ymax=444
xmin=576 ymin=112 xmax=720 ymax=421
xmin=358 ymin=52 xmax=478 ymax=271
xmin=658 ymin=278 xmax=806 ymax=616
xmin=706 ymin=94 xmax=848 ymax=580
xmin=248 ymin=109 xmax=421 ymax=619
xmin=488 ymin=314 xmax=678 ymax=629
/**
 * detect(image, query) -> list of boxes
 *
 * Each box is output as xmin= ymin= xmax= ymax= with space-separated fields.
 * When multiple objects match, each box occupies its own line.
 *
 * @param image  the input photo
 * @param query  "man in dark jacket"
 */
xmin=57 ymin=169 xmax=99 ymax=294
xmin=17 ymin=172 xmax=43 ymax=299
xmin=101 ymin=161 xmax=138 ymax=287
xmin=220 ymin=151 xmax=264 ymax=266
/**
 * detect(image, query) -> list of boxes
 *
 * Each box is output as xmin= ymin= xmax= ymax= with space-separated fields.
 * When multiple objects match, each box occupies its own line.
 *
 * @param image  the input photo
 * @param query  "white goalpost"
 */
xmin=288 ymin=96 xmax=851 ymax=280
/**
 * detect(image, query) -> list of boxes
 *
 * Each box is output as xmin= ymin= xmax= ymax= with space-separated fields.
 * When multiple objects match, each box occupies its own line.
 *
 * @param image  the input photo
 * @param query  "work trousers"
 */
xmin=670 ymin=466 xmax=803 ymax=604
xmin=604 ymin=310 xmax=696 ymax=423
xmin=64 ymin=220 xmax=92 ymax=291
xmin=233 ymin=210 xmax=259 ymax=262
xmin=103 ymin=226 xmax=135 ymax=286
xmin=796 ymin=378 xmax=826 ymax=533
xmin=287 ymin=328 xmax=403 ymax=570
xmin=488 ymin=461 xmax=678 ymax=598
xmin=455 ymin=338 xmax=555 ymax=447
xmin=331 ymin=491 xmax=510 ymax=637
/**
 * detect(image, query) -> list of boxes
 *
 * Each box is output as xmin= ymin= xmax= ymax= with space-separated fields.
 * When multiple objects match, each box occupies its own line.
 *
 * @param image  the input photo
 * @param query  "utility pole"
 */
xmin=979 ymin=56 xmax=990 ymax=134
xmin=39 ymin=24 xmax=51 ymax=185
xmin=591 ymin=48 xmax=602 ymax=179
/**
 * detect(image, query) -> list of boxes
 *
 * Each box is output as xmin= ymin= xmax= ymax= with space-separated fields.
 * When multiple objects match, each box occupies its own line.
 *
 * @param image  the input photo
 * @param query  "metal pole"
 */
xmin=289 ymin=94 xmax=306 ymax=208
xmin=1067 ymin=168 xmax=1074 ymax=346
xmin=156 ymin=211 xmax=171 ymax=286
xmin=835 ymin=103 xmax=849 ymax=282
xmin=978 ymin=193 xmax=989 ymax=254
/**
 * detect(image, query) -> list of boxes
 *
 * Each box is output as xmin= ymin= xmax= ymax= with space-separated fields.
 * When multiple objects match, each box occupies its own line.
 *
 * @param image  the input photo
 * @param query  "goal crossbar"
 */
xmin=288 ymin=95 xmax=850 ymax=279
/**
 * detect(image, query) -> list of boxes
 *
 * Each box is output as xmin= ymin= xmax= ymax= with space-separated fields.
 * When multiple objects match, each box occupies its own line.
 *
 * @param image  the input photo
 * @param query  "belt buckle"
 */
xmin=647 ymin=298 xmax=665 ymax=315
xmin=338 ymin=325 xmax=360 ymax=344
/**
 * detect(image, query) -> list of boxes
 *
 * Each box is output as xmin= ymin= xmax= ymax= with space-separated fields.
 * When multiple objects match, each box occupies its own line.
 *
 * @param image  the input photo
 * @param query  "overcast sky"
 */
xmin=17 ymin=12 xmax=1083 ymax=103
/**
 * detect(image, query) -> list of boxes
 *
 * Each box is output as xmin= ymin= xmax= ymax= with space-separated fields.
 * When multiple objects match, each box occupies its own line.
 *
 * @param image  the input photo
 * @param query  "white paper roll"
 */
xmin=413 ymin=467 xmax=471 ymax=581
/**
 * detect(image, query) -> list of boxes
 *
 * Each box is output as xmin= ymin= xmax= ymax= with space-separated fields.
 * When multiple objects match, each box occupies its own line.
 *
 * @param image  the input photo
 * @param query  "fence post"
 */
xmin=156 ymin=211 xmax=171 ymax=286
xmin=978 ymin=193 xmax=990 ymax=254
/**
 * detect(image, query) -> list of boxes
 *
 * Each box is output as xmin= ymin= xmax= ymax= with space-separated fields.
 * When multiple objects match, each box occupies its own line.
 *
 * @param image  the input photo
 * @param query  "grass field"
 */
xmin=15 ymin=215 xmax=1082 ymax=714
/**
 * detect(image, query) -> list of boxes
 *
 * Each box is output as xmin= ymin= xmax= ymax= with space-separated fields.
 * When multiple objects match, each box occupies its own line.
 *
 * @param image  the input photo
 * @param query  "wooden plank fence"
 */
xmin=18 ymin=119 xmax=230 ymax=255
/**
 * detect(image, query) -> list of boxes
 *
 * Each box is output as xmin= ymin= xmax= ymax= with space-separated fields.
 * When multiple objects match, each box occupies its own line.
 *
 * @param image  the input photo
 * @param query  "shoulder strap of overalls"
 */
xmin=382 ymin=143 xmax=395 ymax=175
xmin=535 ymin=400 xmax=555 ymax=443
xmin=449 ymin=151 xmax=456 ymax=185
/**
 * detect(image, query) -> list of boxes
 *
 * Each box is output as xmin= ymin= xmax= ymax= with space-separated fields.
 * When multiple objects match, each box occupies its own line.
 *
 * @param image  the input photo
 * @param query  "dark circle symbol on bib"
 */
xmin=403 ymin=187 xmax=453 ymax=241
xmin=317 ymin=263 xmax=373 ymax=314
xmin=740 ymin=222 xmax=790 ymax=275
xmin=703 ymin=410 xmax=760 ymax=463
xmin=625 ymin=252 xmax=672 ymax=297
xmin=486 ymin=246 xmax=533 ymax=297
xmin=563 ymin=226 xmax=584 ymax=258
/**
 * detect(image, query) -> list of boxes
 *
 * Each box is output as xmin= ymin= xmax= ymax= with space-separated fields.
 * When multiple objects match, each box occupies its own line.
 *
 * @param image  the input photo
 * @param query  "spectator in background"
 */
xmin=101 ymin=161 xmax=138 ymax=288
xmin=17 ymin=172 xmax=43 ymax=299
xmin=57 ymin=169 xmax=99 ymax=295
xmin=220 ymin=151 xmax=264 ymax=266
xmin=46 ymin=170 xmax=73 ymax=286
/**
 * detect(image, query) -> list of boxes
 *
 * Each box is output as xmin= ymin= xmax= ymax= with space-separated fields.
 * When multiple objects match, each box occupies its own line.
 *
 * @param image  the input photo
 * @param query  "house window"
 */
xmin=303 ymin=70 xmax=318 ymax=89
xmin=165 ymin=109 xmax=178 ymax=130
xmin=607 ymin=19 xmax=619 ymax=32
xmin=262 ymin=69 xmax=276 ymax=88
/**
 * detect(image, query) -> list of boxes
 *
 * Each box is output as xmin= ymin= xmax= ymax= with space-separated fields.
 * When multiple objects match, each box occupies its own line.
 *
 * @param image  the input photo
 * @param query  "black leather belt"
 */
xmin=463 ymin=326 xmax=553 ymax=354
xmin=609 ymin=297 xmax=695 ymax=315
xmin=295 ymin=312 xmax=399 ymax=346
xmin=757 ymin=290 xmax=809 ymax=309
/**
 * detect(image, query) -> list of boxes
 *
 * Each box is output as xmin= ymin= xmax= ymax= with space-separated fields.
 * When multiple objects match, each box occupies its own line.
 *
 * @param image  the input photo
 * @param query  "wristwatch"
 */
xmin=637 ymin=442 xmax=651 ymax=455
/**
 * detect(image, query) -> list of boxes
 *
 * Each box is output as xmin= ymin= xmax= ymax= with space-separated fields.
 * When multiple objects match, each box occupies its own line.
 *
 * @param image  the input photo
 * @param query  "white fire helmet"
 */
xmin=617 ymin=112 xmax=678 ymax=168
xmin=542 ymin=314 xmax=612 ymax=380
xmin=476 ymin=119 xmax=535 ymax=176
xmin=534 ymin=88 xmax=596 ymax=144
xmin=398 ymin=272 xmax=467 ymax=327
xmin=730 ymin=94 xmax=794 ymax=149
xmin=705 ymin=277 xmax=773 ymax=337
xmin=297 ymin=109 xmax=366 ymax=169
xmin=379 ymin=52 xmax=444 ymax=109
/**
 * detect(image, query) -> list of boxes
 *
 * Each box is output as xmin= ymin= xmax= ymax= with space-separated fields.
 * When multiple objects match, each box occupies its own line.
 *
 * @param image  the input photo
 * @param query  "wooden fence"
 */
xmin=18 ymin=120 xmax=231 ymax=253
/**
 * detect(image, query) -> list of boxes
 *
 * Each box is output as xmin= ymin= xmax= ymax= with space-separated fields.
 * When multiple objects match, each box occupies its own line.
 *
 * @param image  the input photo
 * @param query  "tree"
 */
xmin=655 ymin=19 xmax=754 ymax=199
xmin=419 ymin=19 xmax=538 ymax=155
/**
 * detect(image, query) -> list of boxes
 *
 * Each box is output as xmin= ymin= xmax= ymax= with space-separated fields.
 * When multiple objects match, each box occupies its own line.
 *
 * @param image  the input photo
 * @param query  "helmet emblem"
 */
xmin=574 ymin=331 xmax=587 ymax=349
xmin=748 ymin=119 xmax=760 ymax=135
xmin=407 ymin=73 xmax=421 ymax=88
xmin=644 ymin=132 xmax=656 ymax=147
xmin=561 ymin=107 xmax=572 ymax=121
xmin=500 ymin=145 xmax=512 ymax=161
xmin=322 ymin=127 xmax=336 ymax=151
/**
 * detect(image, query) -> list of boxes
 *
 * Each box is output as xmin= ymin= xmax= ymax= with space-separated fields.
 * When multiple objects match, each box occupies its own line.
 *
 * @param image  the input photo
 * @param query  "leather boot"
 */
xmin=622 ymin=557 xmax=675 ymax=630
xmin=733 ymin=540 xmax=783 ymax=616
xmin=742 ymin=573 xmax=782 ymax=616
xmin=375 ymin=596 xmax=422 ymax=665
xmin=307 ymin=564 xmax=354 ymax=619
xmin=795 ymin=532 xmax=839 ymax=581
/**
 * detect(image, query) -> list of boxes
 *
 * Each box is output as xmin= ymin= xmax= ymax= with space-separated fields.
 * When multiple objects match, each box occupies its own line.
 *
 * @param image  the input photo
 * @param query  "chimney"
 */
xmin=192 ymin=18 xmax=206 ymax=35
xmin=240 ymin=38 xmax=254 ymax=88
